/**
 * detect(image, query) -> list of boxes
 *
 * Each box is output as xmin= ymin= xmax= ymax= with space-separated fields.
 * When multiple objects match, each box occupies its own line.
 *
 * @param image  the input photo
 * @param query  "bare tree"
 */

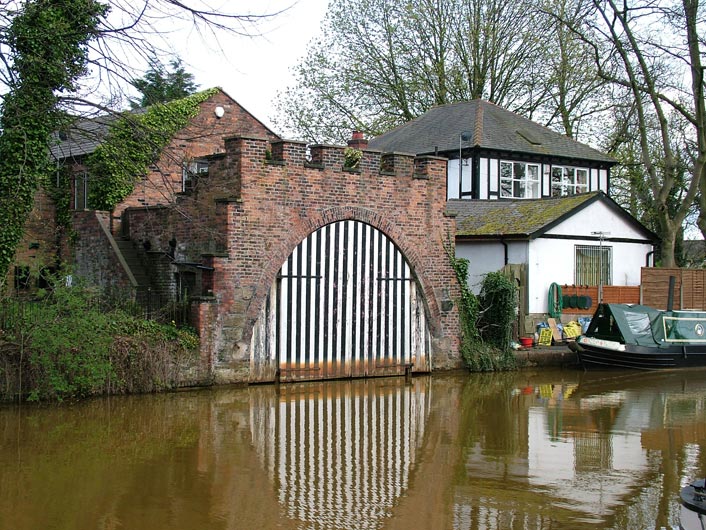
xmin=536 ymin=0 xmax=611 ymax=141
xmin=0 ymin=0 xmax=285 ymax=283
xmin=274 ymin=0 xmax=560 ymax=144
xmin=564 ymin=0 xmax=705 ymax=266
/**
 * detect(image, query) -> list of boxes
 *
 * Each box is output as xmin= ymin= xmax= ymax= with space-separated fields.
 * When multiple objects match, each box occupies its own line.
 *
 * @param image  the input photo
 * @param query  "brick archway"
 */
xmin=180 ymin=136 xmax=462 ymax=382
xmin=246 ymin=206 xmax=445 ymax=342
xmin=248 ymin=217 xmax=434 ymax=382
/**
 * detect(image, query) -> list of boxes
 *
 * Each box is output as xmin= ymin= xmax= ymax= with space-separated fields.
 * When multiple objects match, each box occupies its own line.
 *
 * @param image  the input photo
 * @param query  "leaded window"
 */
xmin=550 ymin=166 xmax=588 ymax=197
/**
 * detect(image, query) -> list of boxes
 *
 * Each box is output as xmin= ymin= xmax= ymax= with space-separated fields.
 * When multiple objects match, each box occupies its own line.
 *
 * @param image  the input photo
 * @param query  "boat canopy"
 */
xmin=586 ymin=304 xmax=706 ymax=347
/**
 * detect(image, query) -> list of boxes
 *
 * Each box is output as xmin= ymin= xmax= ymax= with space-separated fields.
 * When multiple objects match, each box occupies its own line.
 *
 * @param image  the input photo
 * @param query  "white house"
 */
xmin=368 ymin=100 xmax=657 ymax=319
xmin=447 ymin=192 xmax=655 ymax=314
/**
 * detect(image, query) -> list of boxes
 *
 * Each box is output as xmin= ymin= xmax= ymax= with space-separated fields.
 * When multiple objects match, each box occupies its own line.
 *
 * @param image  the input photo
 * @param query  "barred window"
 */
xmin=575 ymin=245 xmax=612 ymax=285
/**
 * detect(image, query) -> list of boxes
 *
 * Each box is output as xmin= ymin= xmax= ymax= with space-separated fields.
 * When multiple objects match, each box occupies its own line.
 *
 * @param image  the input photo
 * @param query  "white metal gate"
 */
xmin=250 ymin=220 xmax=431 ymax=382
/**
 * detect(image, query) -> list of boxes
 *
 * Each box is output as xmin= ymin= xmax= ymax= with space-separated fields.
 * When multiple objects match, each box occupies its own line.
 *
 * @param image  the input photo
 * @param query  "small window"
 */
xmin=499 ymin=161 xmax=540 ymax=199
xmin=74 ymin=172 xmax=89 ymax=209
xmin=575 ymin=245 xmax=612 ymax=285
xmin=182 ymin=160 xmax=209 ymax=192
xmin=551 ymin=166 xmax=588 ymax=197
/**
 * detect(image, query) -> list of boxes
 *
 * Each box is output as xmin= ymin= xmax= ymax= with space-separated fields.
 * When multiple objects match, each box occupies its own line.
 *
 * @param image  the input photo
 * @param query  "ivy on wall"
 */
xmin=85 ymin=87 xmax=219 ymax=211
xmin=0 ymin=0 xmax=107 ymax=283
xmin=446 ymin=242 xmax=516 ymax=372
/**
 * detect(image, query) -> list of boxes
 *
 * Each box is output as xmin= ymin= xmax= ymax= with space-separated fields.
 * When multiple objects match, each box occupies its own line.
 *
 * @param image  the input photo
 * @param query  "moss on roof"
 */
xmin=453 ymin=192 xmax=599 ymax=237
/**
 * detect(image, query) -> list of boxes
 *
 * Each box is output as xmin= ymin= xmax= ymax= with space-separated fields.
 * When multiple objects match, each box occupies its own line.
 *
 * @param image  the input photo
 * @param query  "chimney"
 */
xmin=347 ymin=130 xmax=368 ymax=150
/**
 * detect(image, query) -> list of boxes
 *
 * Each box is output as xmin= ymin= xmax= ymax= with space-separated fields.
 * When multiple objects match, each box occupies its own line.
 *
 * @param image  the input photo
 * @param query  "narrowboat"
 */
xmin=680 ymin=479 xmax=706 ymax=530
xmin=572 ymin=303 xmax=706 ymax=370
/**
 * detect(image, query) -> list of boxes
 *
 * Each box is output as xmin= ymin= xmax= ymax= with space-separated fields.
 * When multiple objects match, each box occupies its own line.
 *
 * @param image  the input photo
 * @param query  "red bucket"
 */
xmin=519 ymin=337 xmax=533 ymax=348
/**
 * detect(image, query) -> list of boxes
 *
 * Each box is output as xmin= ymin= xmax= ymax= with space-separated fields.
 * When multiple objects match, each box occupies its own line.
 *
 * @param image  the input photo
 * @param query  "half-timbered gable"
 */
xmin=370 ymin=100 xmax=656 ymax=332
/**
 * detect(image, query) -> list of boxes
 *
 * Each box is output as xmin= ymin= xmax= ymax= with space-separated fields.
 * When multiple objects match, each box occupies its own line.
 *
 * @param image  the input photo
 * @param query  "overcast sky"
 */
xmin=169 ymin=0 xmax=330 ymax=136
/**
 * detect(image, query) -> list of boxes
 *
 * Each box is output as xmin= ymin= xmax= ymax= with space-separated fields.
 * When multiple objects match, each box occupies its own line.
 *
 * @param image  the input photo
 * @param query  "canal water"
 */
xmin=1 ymin=368 xmax=705 ymax=529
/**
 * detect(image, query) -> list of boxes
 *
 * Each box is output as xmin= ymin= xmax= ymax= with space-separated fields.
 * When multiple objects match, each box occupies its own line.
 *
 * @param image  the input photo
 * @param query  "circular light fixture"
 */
xmin=214 ymin=106 xmax=225 ymax=118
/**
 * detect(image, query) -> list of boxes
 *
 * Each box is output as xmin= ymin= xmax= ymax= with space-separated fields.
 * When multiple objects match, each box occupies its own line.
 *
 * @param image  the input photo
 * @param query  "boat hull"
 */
xmin=575 ymin=341 xmax=706 ymax=370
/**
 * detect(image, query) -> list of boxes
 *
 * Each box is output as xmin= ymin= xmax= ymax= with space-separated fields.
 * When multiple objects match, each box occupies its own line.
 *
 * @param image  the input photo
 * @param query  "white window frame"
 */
xmin=499 ymin=161 xmax=540 ymax=199
xmin=549 ymin=165 xmax=589 ymax=197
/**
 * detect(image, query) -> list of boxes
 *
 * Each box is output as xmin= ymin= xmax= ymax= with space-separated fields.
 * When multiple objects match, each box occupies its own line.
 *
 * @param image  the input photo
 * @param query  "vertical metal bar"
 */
xmin=314 ymin=229 xmax=322 ymax=368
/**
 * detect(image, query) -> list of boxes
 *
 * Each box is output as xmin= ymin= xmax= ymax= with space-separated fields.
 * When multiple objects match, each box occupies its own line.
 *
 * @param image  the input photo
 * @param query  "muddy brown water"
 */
xmin=1 ymin=368 xmax=705 ymax=529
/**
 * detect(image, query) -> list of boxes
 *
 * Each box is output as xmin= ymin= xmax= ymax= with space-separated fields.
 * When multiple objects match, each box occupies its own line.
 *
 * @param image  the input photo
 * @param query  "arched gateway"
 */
xmin=250 ymin=220 xmax=431 ymax=382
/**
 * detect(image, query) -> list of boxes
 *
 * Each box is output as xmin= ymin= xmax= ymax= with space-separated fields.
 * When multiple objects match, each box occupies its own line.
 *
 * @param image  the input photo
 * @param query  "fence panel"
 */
xmin=559 ymin=285 xmax=640 ymax=314
xmin=641 ymin=267 xmax=706 ymax=310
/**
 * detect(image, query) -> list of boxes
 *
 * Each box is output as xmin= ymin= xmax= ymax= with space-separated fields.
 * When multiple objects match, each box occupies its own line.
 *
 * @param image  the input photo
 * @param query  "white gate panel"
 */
xmin=251 ymin=221 xmax=431 ymax=382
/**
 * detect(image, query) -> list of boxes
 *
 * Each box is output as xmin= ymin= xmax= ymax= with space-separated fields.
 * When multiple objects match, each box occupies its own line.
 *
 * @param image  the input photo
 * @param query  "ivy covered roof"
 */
xmin=447 ymin=192 xmax=655 ymax=240
xmin=368 ymin=100 xmax=616 ymax=165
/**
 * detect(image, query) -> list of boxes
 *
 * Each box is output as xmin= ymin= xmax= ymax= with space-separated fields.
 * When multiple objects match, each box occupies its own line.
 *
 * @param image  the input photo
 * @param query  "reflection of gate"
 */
xmin=250 ymin=220 xmax=431 ymax=383
xmin=249 ymin=377 xmax=431 ymax=528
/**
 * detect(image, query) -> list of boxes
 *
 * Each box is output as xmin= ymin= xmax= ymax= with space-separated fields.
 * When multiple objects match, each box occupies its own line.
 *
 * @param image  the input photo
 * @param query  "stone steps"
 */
xmin=115 ymin=239 xmax=151 ymax=289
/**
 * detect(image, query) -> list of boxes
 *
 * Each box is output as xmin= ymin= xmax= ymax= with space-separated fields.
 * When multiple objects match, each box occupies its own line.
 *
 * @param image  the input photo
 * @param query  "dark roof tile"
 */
xmin=368 ymin=100 xmax=615 ymax=164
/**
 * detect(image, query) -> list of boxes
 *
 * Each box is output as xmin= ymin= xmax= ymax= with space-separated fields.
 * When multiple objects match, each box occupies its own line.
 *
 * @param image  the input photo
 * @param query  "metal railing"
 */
xmin=0 ymin=287 xmax=192 ymax=333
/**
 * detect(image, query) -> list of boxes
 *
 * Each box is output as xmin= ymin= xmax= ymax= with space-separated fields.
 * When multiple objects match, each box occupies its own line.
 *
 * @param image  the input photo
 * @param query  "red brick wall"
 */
xmin=72 ymin=211 xmax=133 ymax=291
xmin=124 ymin=137 xmax=462 ymax=380
xmin=113 ymin=90 xmax=277 ymax=223
xmin=6 ymin=187 xmax=59 ymax=291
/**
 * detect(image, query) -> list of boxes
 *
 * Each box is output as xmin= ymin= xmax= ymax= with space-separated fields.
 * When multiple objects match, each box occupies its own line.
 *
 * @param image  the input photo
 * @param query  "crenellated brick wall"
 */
xmin=123 ymin=136 xmax=462 ymax=382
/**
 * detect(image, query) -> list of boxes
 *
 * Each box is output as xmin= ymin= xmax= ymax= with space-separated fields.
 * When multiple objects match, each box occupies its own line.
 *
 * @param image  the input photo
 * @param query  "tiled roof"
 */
xmin=50 ymin=112 xmax=123 ymax=160
xmin=448 ymin=192 xmax=604 ymax=237
xmin=368 ymin=100 xmax=615 ymax=164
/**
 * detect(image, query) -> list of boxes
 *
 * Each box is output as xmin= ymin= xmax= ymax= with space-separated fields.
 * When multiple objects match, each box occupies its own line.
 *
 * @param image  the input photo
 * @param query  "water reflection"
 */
xmin=0 ymin=369 xmax=705 ymax=529
xmin=249 ymin=379 xmax=430 ymax=529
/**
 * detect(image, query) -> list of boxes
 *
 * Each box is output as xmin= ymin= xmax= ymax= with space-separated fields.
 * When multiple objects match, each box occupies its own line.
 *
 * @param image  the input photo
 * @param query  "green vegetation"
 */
xmin=448 ymin=251 xmax=516 ymax=372
xmin=0 ymin=0 xmax=107 ymax=283
xmin=477 ymin=272 xmax=517 ymax=350
xmin=85 ymin=88 xmax=219 ymax=211
xmin=0 ymin=281 xmax=199 ymax=402
xmin=343 ymin=147 xmax=363 ymax=170
xmin=130 ymin=56 xmax=199 ymax=108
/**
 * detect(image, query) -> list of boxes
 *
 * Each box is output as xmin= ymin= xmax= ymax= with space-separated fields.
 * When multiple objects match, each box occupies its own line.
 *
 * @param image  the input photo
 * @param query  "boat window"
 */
xmin=624 ymin=310 xmax=652 ymax=339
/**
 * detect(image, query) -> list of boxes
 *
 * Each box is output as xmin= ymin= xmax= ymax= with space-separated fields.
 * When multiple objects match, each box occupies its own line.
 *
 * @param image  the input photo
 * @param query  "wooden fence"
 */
xmin=559 ymin=285 xmax=641 ymax=315
xmin=641 ymin=267 xmax=706 ymax=310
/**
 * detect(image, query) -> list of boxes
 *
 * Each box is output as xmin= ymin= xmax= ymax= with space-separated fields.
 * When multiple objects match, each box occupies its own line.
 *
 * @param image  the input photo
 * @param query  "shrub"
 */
xmin=447 ymin=247 xmax=516 ymax=372
xmin=0 ymin=281 xmax=198 ymax=401
xmin=477 ymin=271 xmax=517 ymax=350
